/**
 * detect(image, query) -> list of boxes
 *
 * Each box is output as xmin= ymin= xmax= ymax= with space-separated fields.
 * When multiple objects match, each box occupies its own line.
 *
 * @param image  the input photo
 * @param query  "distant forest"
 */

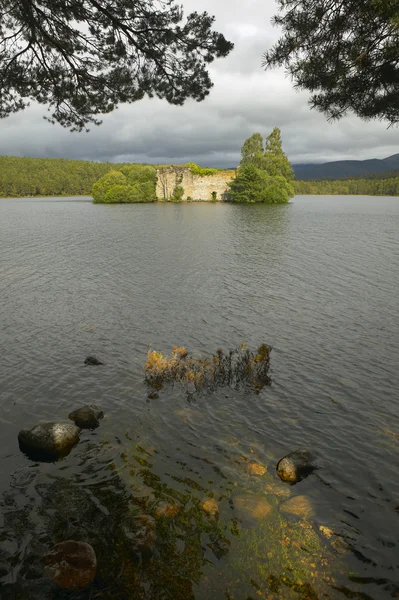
xmin=0 ymin=156 xmax=128 ymax=197
xmin=293 ymin=177 xmax=399 ymax=196
xmin=1 ymin=156 xmax=399 ymax=198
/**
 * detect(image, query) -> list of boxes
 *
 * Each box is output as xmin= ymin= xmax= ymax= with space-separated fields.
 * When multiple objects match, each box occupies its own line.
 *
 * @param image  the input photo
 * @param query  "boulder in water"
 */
xmin=43 ymin=540 xmax=96 ymax=591
xmin=84 ymin=356 xmax=104 ymax=366
xmin=276 ymin=449 xmax=315 ymax=484
xmin=68 ymin=405 xmax=104 ymax=429
xmin=18 ymin=423 xmax=81 ymax=458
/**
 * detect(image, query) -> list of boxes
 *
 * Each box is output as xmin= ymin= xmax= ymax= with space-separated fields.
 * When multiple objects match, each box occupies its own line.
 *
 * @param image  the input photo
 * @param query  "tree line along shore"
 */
xmin=1 ymin=154 xmax=399 ymax=201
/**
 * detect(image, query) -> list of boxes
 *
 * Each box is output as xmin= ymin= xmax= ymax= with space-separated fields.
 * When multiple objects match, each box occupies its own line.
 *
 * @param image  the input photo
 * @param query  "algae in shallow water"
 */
xmin=228 ymin=503 xmax=340 ymax=599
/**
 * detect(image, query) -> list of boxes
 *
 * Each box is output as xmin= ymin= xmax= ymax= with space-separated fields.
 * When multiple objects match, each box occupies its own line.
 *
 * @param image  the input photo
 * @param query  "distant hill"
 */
xmin=293 ymin=154 xmax=399 ymax=180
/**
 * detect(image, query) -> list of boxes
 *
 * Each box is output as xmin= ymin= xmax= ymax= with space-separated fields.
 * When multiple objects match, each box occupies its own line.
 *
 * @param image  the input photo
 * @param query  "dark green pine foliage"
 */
xmin=240 ymin=133 xmax=264 ymax=168
xmin=263 ymin=128 xmax=294 ymax=180
xmin=263 ymin=0 xmax=399 ymax=125
xmin=0 ymin=0 xmax=233 ymax=131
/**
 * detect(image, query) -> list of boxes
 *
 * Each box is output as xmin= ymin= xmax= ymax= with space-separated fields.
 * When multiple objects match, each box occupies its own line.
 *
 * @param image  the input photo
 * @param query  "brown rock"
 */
xmin=265 ymin=480 xmax=291 ymax=499
xmin=280 ymin=495 xmax=314 ymax=519
xmin=248 ymin=462 xmax=266 ymax=476
xmin=319 ymin=525 xmax=334 ymax=540
xmin=155 ymin=504 xmax=180 ymax=518
xmin=276 ymin=449 xmax=315 ymax=484
xmin=233 ymin=494 xmax=273 ymax=522
xmin=200 ymin=498 xmax=219 ymax=516
xmin=43 ymin=541 xmax=96 ymax=592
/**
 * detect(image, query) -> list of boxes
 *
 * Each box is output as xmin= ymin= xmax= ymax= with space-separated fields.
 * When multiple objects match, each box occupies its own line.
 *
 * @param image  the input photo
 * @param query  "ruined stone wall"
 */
xmin=156 ymin=167 xmax=236 ymax=202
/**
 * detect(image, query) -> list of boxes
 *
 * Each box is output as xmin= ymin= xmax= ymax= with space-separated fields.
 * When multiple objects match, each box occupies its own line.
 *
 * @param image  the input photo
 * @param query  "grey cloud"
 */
xmin=0 ymin=0 xmax=398 ymax=167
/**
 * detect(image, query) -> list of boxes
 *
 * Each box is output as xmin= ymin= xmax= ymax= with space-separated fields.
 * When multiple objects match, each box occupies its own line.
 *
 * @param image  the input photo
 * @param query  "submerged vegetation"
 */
xmin=144 ymin=344 xmax=272 ymax=393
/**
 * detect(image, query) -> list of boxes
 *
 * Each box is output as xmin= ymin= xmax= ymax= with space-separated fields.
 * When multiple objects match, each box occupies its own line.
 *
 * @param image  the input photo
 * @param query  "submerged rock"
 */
xmin=264 ymin=480 xmax=291 ymax=499
xmin=18 ymin=423 xmax=81 ymax=458
xmin=68 ymin=405 xmax=104 ymax=429
xmin=43 ymin=540 xmax=96 ymax=591
xmin=155 ymin=503 xmax=180 ymax=518
xmin=200 ymin=498 xmax=219 ymax=516
xmin=247 ymin=461 xmax=266 ymax=476
xmin=276 ymin=449 xmax=315 ymax=484
xmin=279 ymin=495 xmax=314 ymax=519
xmin=233 ymin=494 xmax=273 ymax=524
xmin=84 ymin=356 xmax=104 ymax=366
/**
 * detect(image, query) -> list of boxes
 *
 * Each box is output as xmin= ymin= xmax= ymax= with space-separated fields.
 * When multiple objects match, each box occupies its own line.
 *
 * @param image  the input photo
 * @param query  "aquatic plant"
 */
xmin=144 ymin=343 xmax=272 ymax=393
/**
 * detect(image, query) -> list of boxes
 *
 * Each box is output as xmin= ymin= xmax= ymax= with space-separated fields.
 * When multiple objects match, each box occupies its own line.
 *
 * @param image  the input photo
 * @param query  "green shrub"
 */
xmin=186 ymin=162 xmax=218 ymax=177
xmin=92 ymin=171 xmax=127 ymax=203
xmin=92 ymin=165 xmax=157 ymax=204
xmin=171 ymin=185 xmax=185 ymax=202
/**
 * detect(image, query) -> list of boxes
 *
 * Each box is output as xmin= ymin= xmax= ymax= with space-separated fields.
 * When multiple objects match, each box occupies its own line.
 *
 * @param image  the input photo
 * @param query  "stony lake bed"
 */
xmin=0 ymin=195 xmax=398 ymax=599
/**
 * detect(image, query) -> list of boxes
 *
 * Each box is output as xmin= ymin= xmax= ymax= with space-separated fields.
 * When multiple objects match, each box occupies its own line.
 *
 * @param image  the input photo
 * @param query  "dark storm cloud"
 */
xmin=0 ymin=0 xmax=397 ymax=166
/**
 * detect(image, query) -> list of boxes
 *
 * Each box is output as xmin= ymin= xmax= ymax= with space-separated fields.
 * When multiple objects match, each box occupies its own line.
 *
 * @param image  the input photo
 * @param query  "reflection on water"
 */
xmin=0 ymin=196 xmax=399 ymax=599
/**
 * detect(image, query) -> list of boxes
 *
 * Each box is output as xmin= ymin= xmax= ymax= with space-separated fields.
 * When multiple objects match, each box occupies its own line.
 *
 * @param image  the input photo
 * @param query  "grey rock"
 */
xmin=68 ymin=404 xmax=104 ymax=429
xmin=18 ymin=423 xmax=81 ymax=457
xmin=84 ymin=356 xmax=104 ymax=366
xmin=276 ymin=449 xmax=315 ymax=484
xmin=43 ymin=540 xmax=96 ymax=591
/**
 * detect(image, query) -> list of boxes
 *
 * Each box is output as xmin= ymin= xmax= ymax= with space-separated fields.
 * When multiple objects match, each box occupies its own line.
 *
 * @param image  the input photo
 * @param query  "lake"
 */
xmin=0 ymin=195 xmax=398 ymax=599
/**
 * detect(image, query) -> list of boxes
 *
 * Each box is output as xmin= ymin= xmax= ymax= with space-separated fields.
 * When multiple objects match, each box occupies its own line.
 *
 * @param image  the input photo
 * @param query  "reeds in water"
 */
xmin=144 ymin=343 xmax=272 ymax=393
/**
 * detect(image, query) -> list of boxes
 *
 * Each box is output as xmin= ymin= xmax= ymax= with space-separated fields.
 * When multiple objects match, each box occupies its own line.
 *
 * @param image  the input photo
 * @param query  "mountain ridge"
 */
xmin=293 ymin=153 xmax=399 ymax=180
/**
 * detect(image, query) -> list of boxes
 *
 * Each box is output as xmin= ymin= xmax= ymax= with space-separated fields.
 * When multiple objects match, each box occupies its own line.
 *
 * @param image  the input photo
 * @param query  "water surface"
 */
xmin=0 ymin=195 xmax=398 ymax=599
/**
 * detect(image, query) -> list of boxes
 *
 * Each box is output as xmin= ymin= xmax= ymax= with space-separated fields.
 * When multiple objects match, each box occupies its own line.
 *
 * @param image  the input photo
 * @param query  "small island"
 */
xmin=91 ymin=128 xmax=295 ymax=205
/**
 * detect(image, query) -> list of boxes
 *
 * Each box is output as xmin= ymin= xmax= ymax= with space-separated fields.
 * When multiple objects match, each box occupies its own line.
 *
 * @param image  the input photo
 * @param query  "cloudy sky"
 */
xmin=1 ymin=0 xmax=398 ymax=167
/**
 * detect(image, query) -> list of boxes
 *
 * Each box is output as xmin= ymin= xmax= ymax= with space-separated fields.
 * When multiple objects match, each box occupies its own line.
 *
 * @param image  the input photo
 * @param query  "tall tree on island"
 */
xmin=263 ymin=128 xmax=294 ymax=180
xmin=240 ymin=133 xmax=264 ymax=167
xmin=229 ymin=128 xmax=295 ymax=203
xmin=0 ymin=0 xmax=233 ymax=130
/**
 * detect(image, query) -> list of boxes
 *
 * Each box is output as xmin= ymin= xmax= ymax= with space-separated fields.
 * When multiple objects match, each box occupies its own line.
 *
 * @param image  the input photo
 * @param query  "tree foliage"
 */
xmin=228 ymin=163 xmax=294 ymax=204
xmin=263 ymin=0 xmax=399 ymax=125
xmin=229 ymin=128 xmax=294 ymax=203
xmin=0 ymin=155 xmax=128 ymax=197
xmin=240 ymin=129 xmax=293 ymax=180
xmin=186 ymin=162 xmax=218 ymax=177
xmin=264 ymin=128 xmax=294 ymax=180
xmin=92 ymin=164 xmax=157 ymax=203
xmin=240 ymin=133 xmax=264 ymax=167
xmin=294 ymin=176 xmax=399 ymax=196
xmin=0 ymin=0 xmax=233 ymax=130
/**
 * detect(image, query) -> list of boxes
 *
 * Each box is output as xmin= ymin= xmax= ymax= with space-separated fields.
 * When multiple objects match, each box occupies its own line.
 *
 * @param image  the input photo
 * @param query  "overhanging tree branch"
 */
xmin=0 ymin=0 xmax=233 ymax=130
